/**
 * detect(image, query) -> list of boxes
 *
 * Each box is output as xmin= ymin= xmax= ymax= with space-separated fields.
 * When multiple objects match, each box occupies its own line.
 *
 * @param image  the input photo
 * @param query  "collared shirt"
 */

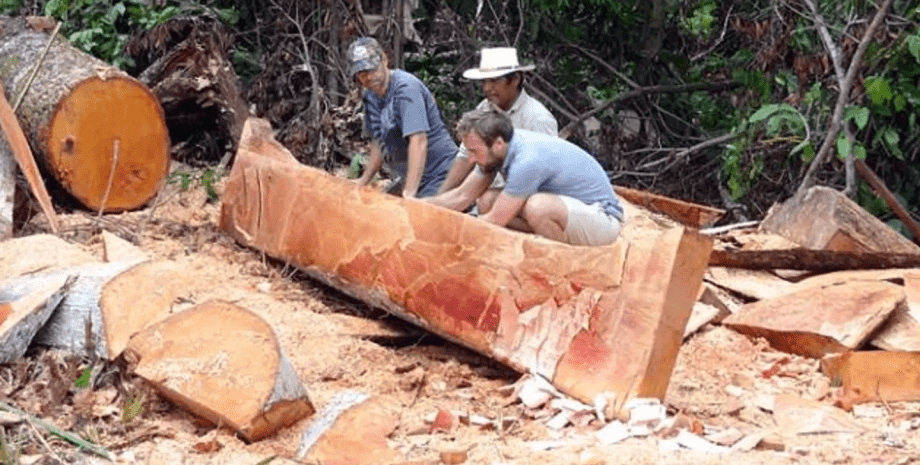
xmin=500 ymin=130 xmax=623 ymax=220
xmin=456 ymin=89 xmax=557 ymax=160
xmin=363 ymin=70 xmax=456 ymax=196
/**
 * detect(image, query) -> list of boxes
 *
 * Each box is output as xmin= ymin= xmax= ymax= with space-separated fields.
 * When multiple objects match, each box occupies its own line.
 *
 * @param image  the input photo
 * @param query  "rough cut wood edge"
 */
xmin=614 ymin=186 xmax=725 ymax=228
xmin=100 ymin=229 xmax=148 ymax=264
xmin=0 ymin=233 xmax=97 ymax=280
xmin=821 ymin=351 xmax=920 ymax=405
xmin=125 ymin=299 xmax=315 ymax=442
xmin=26 ymin=261 xmax=141 ymax=358
xmin=99 ymin=260 xmax=193 ymax=360
xmin=760 ymin=186 xmax=920 ymax=254
xmin=219 ymin=118 xmax=714 ymax=413
xmin=0 ymin=131 xmax=12 ymax=240
xmin=0 ymin=273 xmax=71 ymax=363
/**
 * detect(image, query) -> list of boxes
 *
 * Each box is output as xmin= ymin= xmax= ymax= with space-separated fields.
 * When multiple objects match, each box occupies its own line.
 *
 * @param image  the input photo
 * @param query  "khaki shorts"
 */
xmin=559 ymin=195 xmax=623 ymax=246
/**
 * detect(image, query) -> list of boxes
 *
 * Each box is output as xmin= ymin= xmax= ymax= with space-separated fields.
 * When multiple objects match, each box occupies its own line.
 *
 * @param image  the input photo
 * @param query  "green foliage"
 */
xmin=0 ymin=430 xmax=20 ymax=465
xmin=0 ymin=0 xmax=20 ymax=14
xmin=74 ymin=366 xmax=93 ymax=388
xmin=167 ymin=167 xmax=224 ymax=202
xmin=37 ymin=0 xmax=239 ymax=70
xmin=680 ymin=0 xmax=717 ymax=38
xmin=348 ymin=153 xmax=366 ymax=179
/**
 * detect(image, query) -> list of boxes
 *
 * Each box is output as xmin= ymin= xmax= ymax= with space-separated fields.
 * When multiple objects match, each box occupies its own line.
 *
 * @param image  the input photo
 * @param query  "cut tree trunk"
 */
xmin=0 ymin=272 xmax=72 ymax=364
xmin=723 ymin=281 xmax=904 ymax=358
xmin=220 ymin=118 xmax=714 ymax=416
xmin=760 ymin=186 xmax=920 ymax=254
xmin=0 ymin=16 xmax=170 ymax=212
xmin=125 ymin=299 xmax=315 ymax=442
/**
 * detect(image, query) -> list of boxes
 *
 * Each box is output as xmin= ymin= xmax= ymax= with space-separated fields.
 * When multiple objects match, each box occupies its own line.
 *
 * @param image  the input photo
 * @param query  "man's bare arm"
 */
xmin=356 ymin=141 xmax=384 ymax=186
xmin=402 ymin=132 xmax=428 ymax=198
xmin=438 ymin=152 xmax=475 ymax=194
xmin=481 ymin=192 xmax=525 ymax=227
xmin=425 ymin=168 xmax=493 ymax=211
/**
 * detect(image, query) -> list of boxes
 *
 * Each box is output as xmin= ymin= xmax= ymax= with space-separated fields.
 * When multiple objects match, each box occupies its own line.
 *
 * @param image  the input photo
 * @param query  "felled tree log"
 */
xmin=125 ymin=299 xmax=315 ymax=442
xmin=0 ymin=16 xmax=170 ymax=212
xmin=124 ymin=15 xmax=248 ymax=165
xmin=710 ymin=248 xmax=920 ymax=271
xmin=0 ymin=272 xmax=71 ymax=363
xmin=220 ymin=118 xmax=714 ymax=416
xmin=760 ymin=186 xmax=920 ymax=254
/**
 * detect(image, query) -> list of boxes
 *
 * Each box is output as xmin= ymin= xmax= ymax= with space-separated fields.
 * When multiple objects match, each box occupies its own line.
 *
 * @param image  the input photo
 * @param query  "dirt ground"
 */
xmin=3 ymin=167 xmax=919 ymax=465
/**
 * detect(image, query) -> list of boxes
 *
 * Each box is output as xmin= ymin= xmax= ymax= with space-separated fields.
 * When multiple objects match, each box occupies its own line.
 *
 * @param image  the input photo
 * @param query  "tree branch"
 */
xmin=796 ymin=0 xmax=894 ymax=196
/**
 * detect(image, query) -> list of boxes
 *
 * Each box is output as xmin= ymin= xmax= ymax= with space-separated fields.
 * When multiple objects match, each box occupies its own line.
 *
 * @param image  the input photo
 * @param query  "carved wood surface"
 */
xmin=219 ymin=118 xmax=714 ymax=414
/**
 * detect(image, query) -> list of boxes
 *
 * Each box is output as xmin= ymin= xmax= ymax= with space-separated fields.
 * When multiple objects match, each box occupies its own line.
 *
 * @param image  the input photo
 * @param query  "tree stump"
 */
xmin=0 ymin=16 xmax=170 ymax=212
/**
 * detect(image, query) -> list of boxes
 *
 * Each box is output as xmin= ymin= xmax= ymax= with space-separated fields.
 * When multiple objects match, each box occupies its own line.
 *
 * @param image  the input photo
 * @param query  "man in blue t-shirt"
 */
xmin=426 ymin=108 xmax=624 ymax=246
xmin=347 ymin=37 xmax=456 ymax=198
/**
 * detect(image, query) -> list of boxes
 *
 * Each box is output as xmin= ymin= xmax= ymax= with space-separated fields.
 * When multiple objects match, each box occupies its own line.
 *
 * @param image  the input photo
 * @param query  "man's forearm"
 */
xmin=403 ymin=134 xmax=428 ymax=197
xmin=438 ymin=157 xmax=475 ymax=194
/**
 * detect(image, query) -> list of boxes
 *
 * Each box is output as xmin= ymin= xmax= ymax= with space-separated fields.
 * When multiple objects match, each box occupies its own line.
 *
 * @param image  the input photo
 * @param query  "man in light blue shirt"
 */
xmin=427 ymin=108 xmax=624 ymax=246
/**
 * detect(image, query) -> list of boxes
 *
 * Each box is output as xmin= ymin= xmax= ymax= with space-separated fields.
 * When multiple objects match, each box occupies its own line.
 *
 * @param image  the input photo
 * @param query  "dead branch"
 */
xmin=855 ymin=158 xmax=920 ymax=245
xmin=796 ymin=0 xmax=894 ymax=196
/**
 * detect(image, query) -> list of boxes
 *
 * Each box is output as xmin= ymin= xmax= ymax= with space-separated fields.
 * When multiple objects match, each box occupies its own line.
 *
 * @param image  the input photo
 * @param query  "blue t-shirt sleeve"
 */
xmin=395 ymin=80 xmax=431 ymax=137
xmin=503 ymin=158 xmax=546 ymax=198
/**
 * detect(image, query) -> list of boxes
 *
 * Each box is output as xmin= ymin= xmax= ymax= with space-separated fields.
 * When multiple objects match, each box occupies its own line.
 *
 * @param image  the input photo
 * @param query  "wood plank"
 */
xmin=869 ymin=270 xmax=920 ymax=351
xmin=760 ymin=186 xmax=920 ymax=254
xmin=125 ymin=299 xmax=315 ymax=441
xmin=722 ymin=281 xmax=903 ymax=358
xmin=704 ymin=267 xmax=792 ymax=301
xmin=710 ymin=248 xmax=920 ymax=272
xmin=0 ymin=273 xmax=71 ymax=363
xmin=614 ymin=186 xmax=725 ymax=228
xmin=821 ymin=351 xmax=920 ymax=405
xmin=219 ymin=118 xmax=714 ymax=416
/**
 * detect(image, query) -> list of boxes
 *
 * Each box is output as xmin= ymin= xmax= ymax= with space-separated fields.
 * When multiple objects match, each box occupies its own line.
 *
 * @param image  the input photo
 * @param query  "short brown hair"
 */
xmin=456 ymin=108 xmax=514 ymax=146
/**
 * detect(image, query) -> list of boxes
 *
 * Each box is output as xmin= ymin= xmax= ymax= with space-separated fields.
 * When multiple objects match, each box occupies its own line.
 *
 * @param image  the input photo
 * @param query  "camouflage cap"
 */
xmin=347 ymin=37 xmax=383 ymax=76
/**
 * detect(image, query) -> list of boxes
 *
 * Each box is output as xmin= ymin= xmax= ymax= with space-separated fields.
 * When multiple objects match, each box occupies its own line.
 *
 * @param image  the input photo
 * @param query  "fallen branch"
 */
xmin=0 ymin=401 xmax=112 ymax=460
xmin=796 ymin=0 xmax=894 ymax=196
xmin=855 ymin=158 xmax=920 ymax=245
xmin=11 ymin=20 xmax=61 ymax=112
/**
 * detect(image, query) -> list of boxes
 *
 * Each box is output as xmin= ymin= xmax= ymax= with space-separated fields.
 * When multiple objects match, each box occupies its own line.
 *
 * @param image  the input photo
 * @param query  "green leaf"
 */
xmin=75 ymin=367 xmax=92 ymax=388
xmin=844 ymin=106 xmax=869 ymax=130
xmin=864 ymin=76 xmax=893 ymax=106
xmin=748 ymin=104 xmax=780 ymax=123
xmin=43 ymin=0 xmax=68 ymax=17
xmin=908 ymin=34 xmax=920 ymax=63
xmin=835 ymin=133 xmax=851 ymax=159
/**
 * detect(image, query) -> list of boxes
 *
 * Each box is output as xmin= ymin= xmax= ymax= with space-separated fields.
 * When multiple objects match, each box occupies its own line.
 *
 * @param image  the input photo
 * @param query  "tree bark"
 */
xmin=0 ymin=16 xmax=170 ymax=212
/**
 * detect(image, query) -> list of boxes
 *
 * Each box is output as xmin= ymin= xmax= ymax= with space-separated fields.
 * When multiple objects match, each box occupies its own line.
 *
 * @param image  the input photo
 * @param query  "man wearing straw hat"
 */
xmin=347 ymin=36 xmax=456 ymax=198
xmin=437 ymin=47 xmax=558 ymax=205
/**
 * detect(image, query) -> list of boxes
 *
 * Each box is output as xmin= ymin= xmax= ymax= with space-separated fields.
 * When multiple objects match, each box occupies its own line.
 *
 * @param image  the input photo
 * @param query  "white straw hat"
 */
xmin=462 ymin=47 xmax=535 ymax=80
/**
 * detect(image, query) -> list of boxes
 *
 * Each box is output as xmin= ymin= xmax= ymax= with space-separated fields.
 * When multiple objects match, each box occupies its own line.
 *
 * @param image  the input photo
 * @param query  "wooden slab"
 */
xmin=100 ymin=229 xmax=148 ymax=264
xmin=613 ymin=186 xmax=725 ymax=228
xmin=0 ymin=233 xmax=97 ymax=280
xmin=821 ymin=351 xmax=920 ymax=405
xmin=772 ymin=394 xmax=866 ymax=436
xmin=126 ymin=299 xmax=315 ymax=441
xmin=870 ymin=270 xmax=920 ymax=351
xmin=760 ymin=186 xmax=920 ymax=254
xmin=219 ymin=118 xmax=714 ymax=415
xmin=705 ymin=267 xmax=792 ymax=301
xmin=722 ymin=281 xmax=903 ymax=358
xmin=0 ymin=273 xmax=71 ymax=363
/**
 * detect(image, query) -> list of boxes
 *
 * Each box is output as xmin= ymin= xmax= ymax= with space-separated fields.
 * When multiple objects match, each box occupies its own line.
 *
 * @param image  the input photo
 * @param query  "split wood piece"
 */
xmin=683 ymin=302 xmax=725 ymax=339
xmin=300 ymin=395 xmax=399 ymax=465
xmin=0 ymin=272 xmax=71 ymax=363
xmin=0 ymin=17 xmax=170 ymax=212
xmin=870 ymin=270 xmax=920 ymax=351
xmin=760 ymin=186 xmax=920 ymax=254
xmin=613 ymin=186 xmax=725 ymax=228
xmin=722 ymin=281 xmax=903 ymax=358
xmin=27 ymin=261 xmax=141 ymax=358
xmin=698 ymin=282 xmax=743 ymax=315
xmin=705 ymin=267 xmax=792 ymax=301
xmin=219 ymin=118 xmax=714 ymax=415
xmin=0 ymin=233 xmax=97 ymax=280
xmin=100 ymin=229 xmax=148 ymax=264
xmin=710 ymin=248 xmax=920 ymax=272
xmin=821 ymin=351 xmax=920 ymax=406
xmin=0 ymin=81 xmax=58 ymax=231
xmin=786 ymin=268 xmax=910 ymax=294
xmin=772 ymin=394 xmax=866 ymax=437
xmin=98 ymin=260 xmax=187 ymax=359
xmin=125 ymin=299 xmax=315 ymax=442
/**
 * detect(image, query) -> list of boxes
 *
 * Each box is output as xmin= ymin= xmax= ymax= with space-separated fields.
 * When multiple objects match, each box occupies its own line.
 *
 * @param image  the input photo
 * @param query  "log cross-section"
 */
xmin=219 ymin=118 xmax=714 ymax=416
xmin=0 ymin=16 xmax=170 ymax=212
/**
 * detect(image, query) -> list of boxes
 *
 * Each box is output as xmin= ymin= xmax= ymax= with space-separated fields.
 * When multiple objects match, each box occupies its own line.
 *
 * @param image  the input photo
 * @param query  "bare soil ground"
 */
xmin=3 ymin=168 xmax=918 ymax=465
